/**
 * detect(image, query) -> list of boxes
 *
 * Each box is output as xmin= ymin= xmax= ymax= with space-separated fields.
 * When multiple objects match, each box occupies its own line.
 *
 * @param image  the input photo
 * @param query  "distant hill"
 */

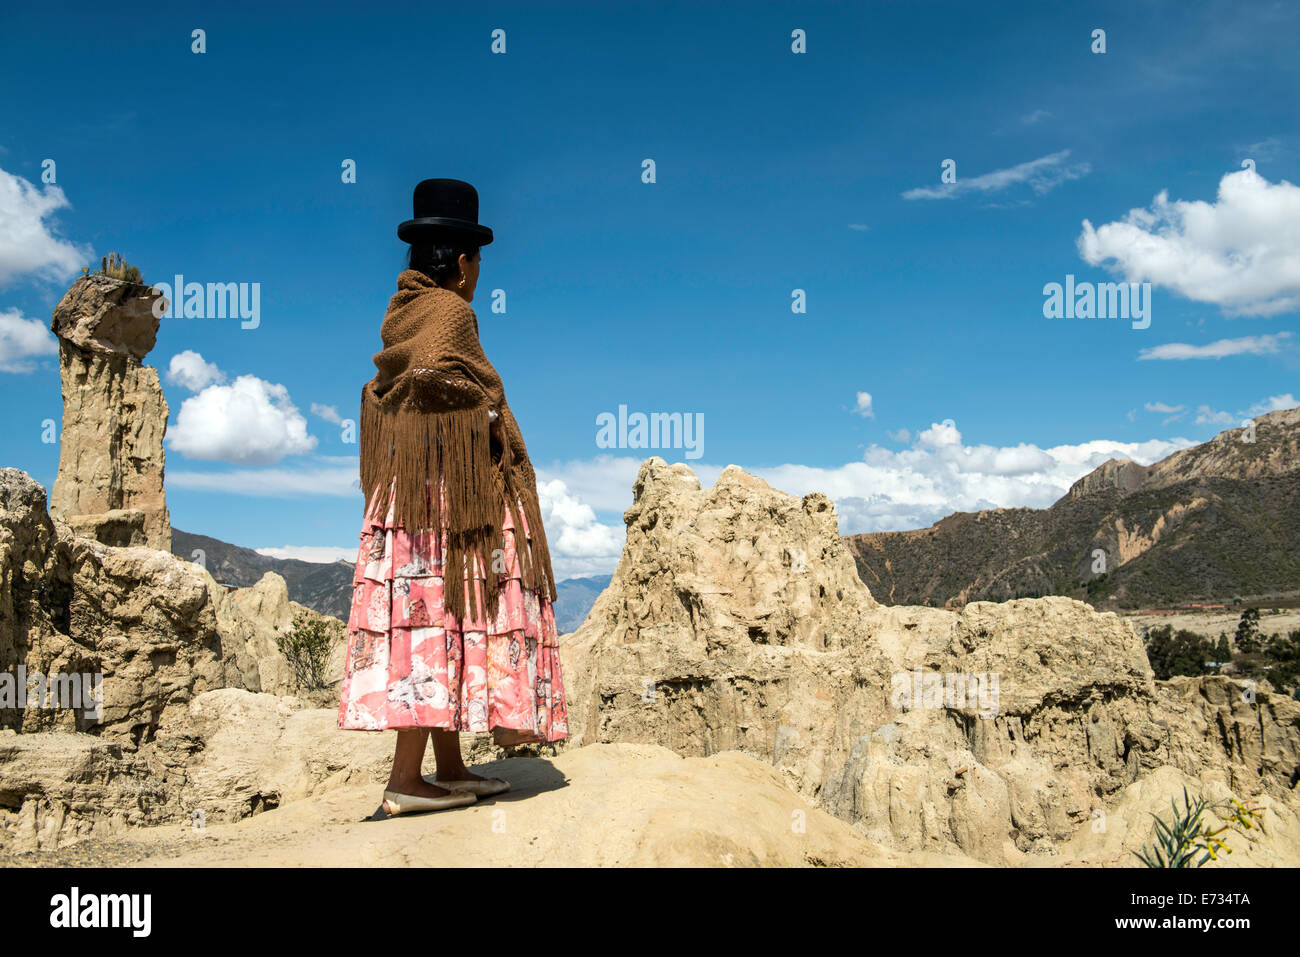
xmin=845 ymin=407 xmax=1300 ymax=609
xmin=171 ymin=529 xmax=612 ymax=632
xmin=552 ymin=575 xmax=613 ymax=633
xmin=171 ymin=529 xmax=355 ymax=619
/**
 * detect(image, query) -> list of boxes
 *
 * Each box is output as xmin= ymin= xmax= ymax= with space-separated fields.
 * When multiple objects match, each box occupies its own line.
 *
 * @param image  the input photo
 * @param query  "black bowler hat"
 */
xmin=398 ymin=178 xmax=494 ymax=246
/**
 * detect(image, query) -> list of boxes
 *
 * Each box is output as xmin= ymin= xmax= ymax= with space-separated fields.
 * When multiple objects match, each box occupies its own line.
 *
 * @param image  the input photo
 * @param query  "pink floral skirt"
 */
xmin=336 ymin=479 xmax=569 ymax=742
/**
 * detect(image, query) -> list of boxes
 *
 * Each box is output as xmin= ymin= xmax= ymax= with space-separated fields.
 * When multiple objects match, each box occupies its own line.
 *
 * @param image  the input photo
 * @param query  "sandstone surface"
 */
xmin=1 ymin=469 xmax=343 ymax=745
xmin=558 ymin=458 xmax=1300 ymax=864
xmin=49 ymin=275 xmax=171 ymax=551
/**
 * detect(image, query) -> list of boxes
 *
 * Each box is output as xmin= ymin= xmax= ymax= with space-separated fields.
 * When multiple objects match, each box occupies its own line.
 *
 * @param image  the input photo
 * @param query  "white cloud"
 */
xmin=887 ymin=428 xmax=911 ymax=443
xmin=1195 ymin=393 xmax=1296 ymax=426
xmin=1247 ymin=393 xmax=1297 ymax=416
xmin=1195 ymin=406 xmax=1237 ymax=426
xmin=1145 ymin=401 xmax=1187 ymax=424
xmin=1020 ymin=109 xmax=1052 ymax=125
xmin=167 ymin=459 xmax=358 ymax=496
xmin=166 ymin=373 xmax=318 ymax=464
xmin=535 ymin=455 xmax=645 ymax=513
xmin=255 ymin=544 xmax=355 ymax=563
xmin=311 ymin=403 xmax=344 ymax=425
xmin=853 ymin=391 xmax=875 ymax=418
xmin=1078 ymin=169 xmax=1300 ymax=316
xmin=536 ymin=478 xmax=625 ymax=581
xmin=0 ymin=167 xmax=90 ymax=286
xmin=166 ymin=349 xmax=226 ymax=391
xmin=1138 ymin=332 xmax=1292 ymax=360
xmin=0 ymin=307 xmax=57 ymax=372
xmin=847 ymin=223 xmax=871 ymax=231
xmin=179 ymin=401 xmax=1300 ymax=583
xmin=753 ymin=424 xmax=1193 ymax=534
xmin=902 ymin=150 xmax=1090 ymax=200
xmin=533 ymin=421 xmax=1197 ymax=547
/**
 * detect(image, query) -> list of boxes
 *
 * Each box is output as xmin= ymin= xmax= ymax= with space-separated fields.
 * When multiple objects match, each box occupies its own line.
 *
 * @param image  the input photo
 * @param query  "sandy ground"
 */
xmin=5 ymin=740 xmax=1294 ymax=868
xmin=2 ymin=742 xmax=980 ymax=868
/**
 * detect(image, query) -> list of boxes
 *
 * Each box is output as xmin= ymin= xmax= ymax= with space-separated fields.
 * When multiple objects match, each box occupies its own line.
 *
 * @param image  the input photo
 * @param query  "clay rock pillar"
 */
xmin=49 ymin=275 xmax=171 ymax=551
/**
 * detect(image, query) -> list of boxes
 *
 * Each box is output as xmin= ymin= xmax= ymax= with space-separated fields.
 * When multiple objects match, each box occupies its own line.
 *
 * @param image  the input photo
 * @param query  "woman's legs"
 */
xmin=429 ymin=726 xmax=542 ymax=779
xmin=386 ymin=729 xmax=453 ymax=797
xmin=388 ymin=722 xmax=542 ymax=795
xmin=430 ymin=728 xmax=485 ymax=781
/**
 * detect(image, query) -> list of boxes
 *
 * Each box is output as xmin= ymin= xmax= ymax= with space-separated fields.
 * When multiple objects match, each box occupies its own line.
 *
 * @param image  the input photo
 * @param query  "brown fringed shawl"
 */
xmin=359 ymin=269 xmax=556 ymax=622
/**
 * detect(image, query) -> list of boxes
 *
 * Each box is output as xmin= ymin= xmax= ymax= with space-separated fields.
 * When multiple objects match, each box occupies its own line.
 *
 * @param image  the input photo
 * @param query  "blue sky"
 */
xmin=1 ymin=0 xmax=1297 ymax=580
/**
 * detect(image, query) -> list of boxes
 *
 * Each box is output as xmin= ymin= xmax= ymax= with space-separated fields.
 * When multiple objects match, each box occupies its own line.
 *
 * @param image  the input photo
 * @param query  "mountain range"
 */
xmin=171 ymin=529 xmax=356 ymax=619
xmin=174 ymin=406 xmax=1300 ymax=626
xmin=845 ymin=407 xmax=1300 ymax=609
xmin=171 ymin=529 xmax=612 ymax=632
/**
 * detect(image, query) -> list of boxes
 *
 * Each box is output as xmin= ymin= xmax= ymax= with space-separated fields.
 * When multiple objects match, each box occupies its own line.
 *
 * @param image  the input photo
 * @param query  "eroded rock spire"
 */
xmin=49 ymin=273 xmax=170 ymax=551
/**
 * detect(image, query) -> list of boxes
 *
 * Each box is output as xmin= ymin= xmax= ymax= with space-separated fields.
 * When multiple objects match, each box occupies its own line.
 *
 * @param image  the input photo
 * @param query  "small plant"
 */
xmin=276 ymin=611 xmax=342 ymax=692
xmin=80 ymin=251 xmax=143 ymax=284
xmin=1133 ymin=786 xmax=1266 ymax=867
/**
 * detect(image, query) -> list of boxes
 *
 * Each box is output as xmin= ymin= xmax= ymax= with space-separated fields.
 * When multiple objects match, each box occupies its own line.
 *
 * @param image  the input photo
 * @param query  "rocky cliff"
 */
xmin=0 ymin=468 xmax=343 ymax=741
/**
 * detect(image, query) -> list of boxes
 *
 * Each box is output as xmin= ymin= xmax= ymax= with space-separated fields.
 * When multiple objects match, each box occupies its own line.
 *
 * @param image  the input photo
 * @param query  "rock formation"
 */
xmin=2 ymin=457 xmax=1297 ymax=866
xmin=1066 ymin=457 xmax=1150 ymax=499
xmin=49 ymin=275 xmax=171 ymax=551
xmin=0 ymin=469 xmax=76 ymax=734
xmin=2 ymin=683 xmax=1295 ymax=866
xmin=559 ymin=458 xmax=1300 ymax=864
xmin=214 ymin=571 xmax=347 ymax=701
xmin=0 ymin=689 xmax=388 ymax=854
xmin=0 ymin=468 xmax=343 ymax=743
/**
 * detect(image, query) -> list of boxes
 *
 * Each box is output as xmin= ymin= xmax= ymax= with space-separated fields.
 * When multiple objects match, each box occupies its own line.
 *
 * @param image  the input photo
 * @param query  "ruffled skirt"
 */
xmin=336 ymin=478 xmax=569 ymax=741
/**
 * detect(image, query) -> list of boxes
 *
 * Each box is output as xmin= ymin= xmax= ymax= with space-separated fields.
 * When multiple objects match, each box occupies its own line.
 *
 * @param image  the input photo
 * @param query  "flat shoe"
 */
xmin=382 ymin=789 xmax=477 ymax=816
xmin=433 ymin=777 xmax=511 ymax=797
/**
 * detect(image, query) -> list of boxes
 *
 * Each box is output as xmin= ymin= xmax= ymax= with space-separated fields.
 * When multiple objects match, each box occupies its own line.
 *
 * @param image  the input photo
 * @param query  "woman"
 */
xmin=337 ymin=178 xmax=568 ymax=816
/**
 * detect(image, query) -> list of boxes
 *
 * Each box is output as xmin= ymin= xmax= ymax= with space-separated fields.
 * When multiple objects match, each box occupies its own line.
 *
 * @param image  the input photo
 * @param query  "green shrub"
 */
xmin=81 ymin=251 xmax=143 ymax=284
xmin=276 ymin=611 xmax=342 ymax=692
